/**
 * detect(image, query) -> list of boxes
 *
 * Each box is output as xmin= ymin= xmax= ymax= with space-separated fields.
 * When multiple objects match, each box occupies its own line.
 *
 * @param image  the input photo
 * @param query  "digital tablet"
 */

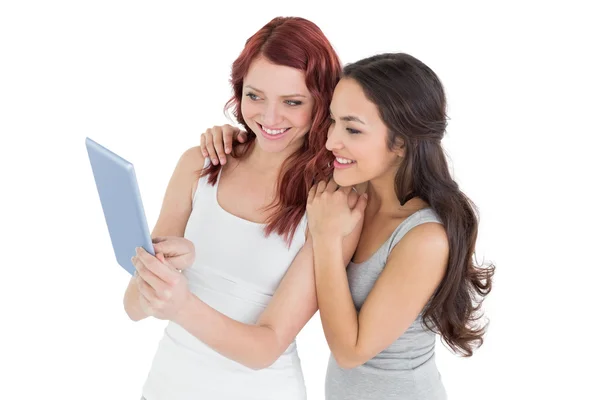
xmin=85 ymin=137 xmax=155 ymax=276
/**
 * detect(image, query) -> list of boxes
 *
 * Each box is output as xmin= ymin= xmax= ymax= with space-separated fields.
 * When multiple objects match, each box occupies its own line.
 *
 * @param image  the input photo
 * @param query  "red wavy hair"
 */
xmin=201 ymin=16 xmax=341 ymax=244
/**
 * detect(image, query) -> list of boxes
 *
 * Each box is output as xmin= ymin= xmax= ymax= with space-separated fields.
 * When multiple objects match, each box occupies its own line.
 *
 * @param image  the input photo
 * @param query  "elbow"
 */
xmin=247 ymin=350 xmax=281 ymax=371
xmin=245 ymin=325 xmax=287 ymax=370
xmin=332 ymin=349 xmax=367 ymax=370
xmin=248 ymin=360 xmax=271 ymax=371
xmin=246 ymin=337 xmax=284 ymax=370
xmin=243 ymin=357 xmax=274 ymax=371
xmin=334 ymin=356 xmax=361 ymax=370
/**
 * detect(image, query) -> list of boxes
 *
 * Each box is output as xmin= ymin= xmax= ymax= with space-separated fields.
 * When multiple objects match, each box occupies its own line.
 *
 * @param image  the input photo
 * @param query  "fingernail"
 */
xmin=212 ymin=159 xmax=218 ymax=165
xmin=225 ymin=147 xmax=230 ymax=153
xmin=220 ymin=157 xmax=226 ymax=164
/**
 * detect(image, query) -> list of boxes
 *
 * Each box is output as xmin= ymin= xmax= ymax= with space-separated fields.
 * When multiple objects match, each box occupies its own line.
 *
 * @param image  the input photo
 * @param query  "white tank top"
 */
xmin=141 ymin=161 xmax=309 ymax=400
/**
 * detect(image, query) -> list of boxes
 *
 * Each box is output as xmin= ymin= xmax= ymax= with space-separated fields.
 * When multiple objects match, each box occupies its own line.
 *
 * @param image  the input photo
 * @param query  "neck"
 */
xmin=364 ymin=167 xmax=428 ymax=218
xmin=244 ymin=139 xmax=303 ymax=175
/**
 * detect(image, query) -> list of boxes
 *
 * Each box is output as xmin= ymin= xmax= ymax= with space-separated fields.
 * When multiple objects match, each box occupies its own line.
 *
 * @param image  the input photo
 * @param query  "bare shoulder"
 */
xmin=177 ymin=146 xmax=208 ymax=174
xmin=388 ymin=221 xmax=449 ymax=272
xmin=151 ymin=146 xmax=207 ymax=237
xmin=402 ymin=221 xmax=448 ymax=252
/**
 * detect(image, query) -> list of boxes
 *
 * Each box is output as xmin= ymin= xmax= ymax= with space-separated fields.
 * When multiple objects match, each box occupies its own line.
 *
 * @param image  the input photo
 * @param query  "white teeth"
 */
xmin=260 ymin=124 xmax=289 ymax=135
xmin=336 ymin=157 xmax=355 ymax=164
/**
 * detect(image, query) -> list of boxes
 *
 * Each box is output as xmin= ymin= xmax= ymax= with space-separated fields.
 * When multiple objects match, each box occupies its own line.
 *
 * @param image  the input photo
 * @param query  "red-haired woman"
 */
xmin=126 ymin=17 xmax=361 ymax=400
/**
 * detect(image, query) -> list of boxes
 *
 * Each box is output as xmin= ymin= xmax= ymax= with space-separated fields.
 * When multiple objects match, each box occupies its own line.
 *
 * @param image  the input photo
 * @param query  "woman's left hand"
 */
xmin=307 ymin=178 xmax=368 ymax=240
xmin=132 ymin=247 xmax=191 ymax=321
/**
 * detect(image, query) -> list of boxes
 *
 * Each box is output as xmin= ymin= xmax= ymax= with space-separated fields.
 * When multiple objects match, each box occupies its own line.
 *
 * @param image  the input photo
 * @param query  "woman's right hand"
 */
xmin=200 ymin=124 xmax=248 ymax=165
xmin=150 ymin=236 xmax=196 ymax=271
xmin=126 ymin=236 xmax=194 ymax=322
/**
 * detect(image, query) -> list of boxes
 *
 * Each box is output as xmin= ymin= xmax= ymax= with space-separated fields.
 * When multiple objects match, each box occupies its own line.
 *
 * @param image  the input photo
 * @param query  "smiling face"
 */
xmin=326 ymin=77 xmax=404 ymax=187
xmin=240 ymin=56 xmax=315 ymax=155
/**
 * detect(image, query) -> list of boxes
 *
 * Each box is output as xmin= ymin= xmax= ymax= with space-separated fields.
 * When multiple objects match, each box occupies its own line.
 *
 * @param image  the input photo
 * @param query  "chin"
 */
xmin=254 ymin=136 xmax=292 ymax=153
xmin=332 ymin=169 xmax=362 ymax=187
xmin=258 ymin=134 xmax=309 ymax=156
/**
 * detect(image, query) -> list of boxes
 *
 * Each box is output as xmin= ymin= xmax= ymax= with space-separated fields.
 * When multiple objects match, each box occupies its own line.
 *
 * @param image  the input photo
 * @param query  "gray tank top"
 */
xmin=325 ymin=208 xmax=447 ymax=400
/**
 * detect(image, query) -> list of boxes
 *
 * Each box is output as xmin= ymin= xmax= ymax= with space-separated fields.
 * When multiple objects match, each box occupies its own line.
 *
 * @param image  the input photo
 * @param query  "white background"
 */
xmin=1 ymin=1 xmax=599 ymax=399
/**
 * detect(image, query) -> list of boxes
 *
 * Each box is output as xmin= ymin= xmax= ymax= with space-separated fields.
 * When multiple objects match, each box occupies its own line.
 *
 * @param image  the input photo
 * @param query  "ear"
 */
xmin=392 ymin=137 xmax=406 ymax=158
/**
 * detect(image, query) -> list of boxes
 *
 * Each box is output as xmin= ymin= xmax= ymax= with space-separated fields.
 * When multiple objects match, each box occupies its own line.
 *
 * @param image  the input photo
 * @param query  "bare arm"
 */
xmin=171 ymin=210 xmax=362 ymax=369
xmin=123 ymin=146 xmax=203 ymax=321
xmin=172 ymin=237 xmax=314 ymax=370
xmin=129 ymin=147 xmax=362 ymax=368
xmin=313 ymin=222 xmax=449 ymax=369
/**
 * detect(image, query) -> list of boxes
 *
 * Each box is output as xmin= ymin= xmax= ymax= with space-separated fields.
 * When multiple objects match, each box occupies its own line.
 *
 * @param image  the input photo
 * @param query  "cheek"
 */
xmin=241 ymin=99 xmax=261 ymax=120
xmin=357 ymin=144 xmax=395 ymax=173
xmin=288 ymin=107 xmax=313 ymax=128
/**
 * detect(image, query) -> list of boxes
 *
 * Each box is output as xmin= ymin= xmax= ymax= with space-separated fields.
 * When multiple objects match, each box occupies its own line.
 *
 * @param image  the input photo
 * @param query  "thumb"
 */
xmin=153 ymin=237 xmax=192 ymax=258
xmin=351 ymin=193 xmax=368 ymax=223
xmin=237 ymin=130 xmax=248 ymax=143
xmin=155 ymin=252 xmax=176 ymax=271
xmin=153 ymin=240 xmax=178 ymax=257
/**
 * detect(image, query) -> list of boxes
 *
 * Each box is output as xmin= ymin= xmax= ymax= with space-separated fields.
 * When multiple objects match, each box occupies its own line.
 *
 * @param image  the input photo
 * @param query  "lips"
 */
xmin=332 ymin=154 xmax=356 ymax=169
xmin=257 ymin=123 xmax=291 ymax=140
xmin=258 ymin=123 xmax=290 ymax=135
xmin=334 ymin=156 xmax=355 ymax=164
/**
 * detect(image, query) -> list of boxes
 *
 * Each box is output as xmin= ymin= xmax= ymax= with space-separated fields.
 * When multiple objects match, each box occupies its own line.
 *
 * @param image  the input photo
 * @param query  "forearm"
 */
xmin=313 ymin=237 xmax=361 ymax=366
xmin=123 ymin=277 xmax=149 ymax=322
xmin=173 ymin=293 xmax=279 ymax=370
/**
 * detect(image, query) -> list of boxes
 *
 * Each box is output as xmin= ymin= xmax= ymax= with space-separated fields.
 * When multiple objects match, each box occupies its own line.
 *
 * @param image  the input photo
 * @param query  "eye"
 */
xmin=245 ymin=92 xmax=260 ymax=101
xmin=285 ymin=100 xmax=302 ymax=106
xmin=346 ymin=128 xmax=361 ymax=134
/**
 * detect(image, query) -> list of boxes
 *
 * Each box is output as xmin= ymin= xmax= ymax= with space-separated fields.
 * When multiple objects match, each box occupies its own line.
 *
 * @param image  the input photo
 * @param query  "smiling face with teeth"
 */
xmin=241 ymin=56 xmax=315 ymax=156
xmin=326 ymin=78 xmax=404 ymax=187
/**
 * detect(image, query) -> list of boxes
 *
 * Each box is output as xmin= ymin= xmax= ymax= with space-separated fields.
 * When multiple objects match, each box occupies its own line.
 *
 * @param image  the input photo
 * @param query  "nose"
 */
xmin=326 ymin=123 xmax=343 ymax=151
xmin=262 ymin=102 xmax=284 ymax=127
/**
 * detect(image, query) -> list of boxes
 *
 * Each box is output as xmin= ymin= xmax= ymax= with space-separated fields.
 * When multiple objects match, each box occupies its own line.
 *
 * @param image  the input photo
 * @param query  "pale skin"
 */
xmin=201 ymin=77 xmax=452 ymax=370
xmin=123 ymin=58 xmax=364 ymax=370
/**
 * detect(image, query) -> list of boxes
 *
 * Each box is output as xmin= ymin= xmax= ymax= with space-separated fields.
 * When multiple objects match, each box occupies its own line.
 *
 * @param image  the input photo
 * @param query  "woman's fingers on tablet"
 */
xmin=136 ymin=273 xmax=157 ymax=301
xmin=137 ymin=287 xmax=156 ymax=316
xmin=134 ymin=265 xmax=170 ymax=316
xmin=132 ymin=256 xmax=161 ymax=292
xmin=133 ymin=251 xmax=174 ymax=295
xmin=136 ymin=247 xmax=180 ymax=287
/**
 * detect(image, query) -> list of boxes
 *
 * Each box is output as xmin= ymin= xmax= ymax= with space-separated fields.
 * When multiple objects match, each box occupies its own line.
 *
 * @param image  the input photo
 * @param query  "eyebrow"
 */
xmin=244 ymin=85 xmax=307 ymax=98
xmin=330 ymin=110 xmax=366 ymax=124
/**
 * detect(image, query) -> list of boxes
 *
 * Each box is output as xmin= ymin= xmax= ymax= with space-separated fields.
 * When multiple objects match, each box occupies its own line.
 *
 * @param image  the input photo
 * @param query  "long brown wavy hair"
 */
xmin=201 ymin=17 xmax=340 ymax=244
xmin=343 ymin=53 xmax=495 ymax=357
